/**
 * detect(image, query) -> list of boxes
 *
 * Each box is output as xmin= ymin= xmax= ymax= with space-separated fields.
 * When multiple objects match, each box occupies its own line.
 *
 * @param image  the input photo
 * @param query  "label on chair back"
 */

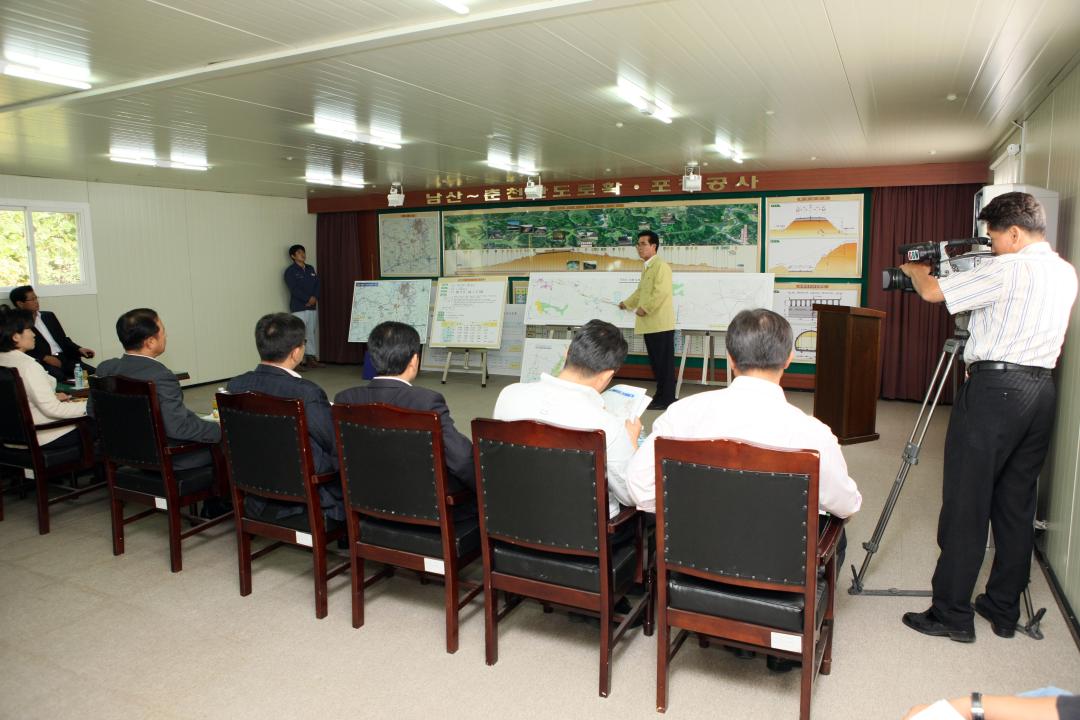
xmin=295 ymin=531 xmax=313 ymax=547
xmin=154 ymin=497 xmax=167 ymax=510
xmin=770 ymin=632 xmax=801 ymax=653
xmin=423 ymin=558 xmax=445 ymax=575
xmin=24 ymin=469 xmax=34 ymax=479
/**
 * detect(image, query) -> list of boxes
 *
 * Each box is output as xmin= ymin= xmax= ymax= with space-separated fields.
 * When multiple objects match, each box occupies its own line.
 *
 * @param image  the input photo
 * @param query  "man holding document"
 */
xmin=493 ymin=319 xmax=644 ymax=517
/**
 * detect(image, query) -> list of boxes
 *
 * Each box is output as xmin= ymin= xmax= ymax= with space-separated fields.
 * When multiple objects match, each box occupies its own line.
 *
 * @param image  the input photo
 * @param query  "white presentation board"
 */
xmin=422 ymin=305 xmax=526 ymax=376
xmin=519 ymin=338 xmax=571 ymax=383
xmin=347 ymin=279 xmax=433 ymax=343
xmin=524 ymin=272 xmax=774 ymax=331
xmin=429 ymin=276 xmax=507 ymax=349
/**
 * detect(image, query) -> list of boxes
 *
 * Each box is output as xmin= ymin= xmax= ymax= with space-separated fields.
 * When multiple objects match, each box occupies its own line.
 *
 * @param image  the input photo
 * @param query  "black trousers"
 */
xmin=41 ymin=352 xmax=96 ymax=384
xmin=930 ymin=368 xmax=1056 ymax=628
xmin=643 ymin=330 xmax=676 ymax=406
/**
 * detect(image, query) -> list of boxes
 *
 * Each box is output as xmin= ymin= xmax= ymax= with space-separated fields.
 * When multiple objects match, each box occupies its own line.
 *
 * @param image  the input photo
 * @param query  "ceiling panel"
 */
xmin=1 ymin=0 xmax=1078 ymax=200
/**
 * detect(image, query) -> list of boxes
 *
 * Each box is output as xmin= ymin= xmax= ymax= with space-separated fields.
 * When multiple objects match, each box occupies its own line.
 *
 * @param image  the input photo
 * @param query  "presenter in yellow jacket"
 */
xmin=619 ymin=230 xmax=676 ymax=409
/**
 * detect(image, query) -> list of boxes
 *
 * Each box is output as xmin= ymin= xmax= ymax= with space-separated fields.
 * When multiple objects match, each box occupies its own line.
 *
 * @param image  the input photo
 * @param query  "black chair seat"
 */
xmin=243 ymin=500 xmax=342 ymax=534
xmin=667 ymin=572 xmax=827 ymax=633
xmin=359 ymin=516 xmax=480 ymax=558
xmin=114 ymin=464 xmax=215 ymax=498
xmin=0 ymin=442 xmax=82 ymax=469
xmin=493 ymin=540 xmax=637 ymax=594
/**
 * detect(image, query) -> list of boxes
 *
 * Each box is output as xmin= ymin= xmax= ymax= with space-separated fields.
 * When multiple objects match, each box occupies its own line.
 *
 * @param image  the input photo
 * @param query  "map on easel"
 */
xmin=347 ymin=279 xmax=433 ymax=343
xmin=429 ymin=276 xmax=507 ymax=349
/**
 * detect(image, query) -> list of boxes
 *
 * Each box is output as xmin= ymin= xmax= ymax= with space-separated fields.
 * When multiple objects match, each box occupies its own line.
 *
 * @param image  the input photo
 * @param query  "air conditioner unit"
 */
xmin=974 ymin=184 xmax=1058 ymax=249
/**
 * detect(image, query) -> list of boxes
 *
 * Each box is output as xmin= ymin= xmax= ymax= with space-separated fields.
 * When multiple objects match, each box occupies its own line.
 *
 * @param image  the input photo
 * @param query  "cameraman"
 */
xmin=899 ymin=191 xmax=1077 ymax=643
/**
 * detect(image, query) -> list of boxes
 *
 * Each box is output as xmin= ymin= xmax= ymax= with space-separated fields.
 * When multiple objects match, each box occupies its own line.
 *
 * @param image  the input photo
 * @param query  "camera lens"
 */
xmin=882 ymin=268 xmax=914 ymax=292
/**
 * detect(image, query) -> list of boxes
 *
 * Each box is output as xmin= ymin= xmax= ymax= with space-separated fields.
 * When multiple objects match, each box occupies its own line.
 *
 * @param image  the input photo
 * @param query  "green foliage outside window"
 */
xmin=0 ymin=208 xmax=83 ymax=287
xmin=0 ymin=210 xmax=31 ymax=287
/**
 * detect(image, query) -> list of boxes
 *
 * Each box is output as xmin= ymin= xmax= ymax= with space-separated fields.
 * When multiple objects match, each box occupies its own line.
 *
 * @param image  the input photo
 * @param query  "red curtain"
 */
xmin=315 ymin=212 xmax=371 ymax=364
xmin=866 ymin=183 xmax=985 ymax=401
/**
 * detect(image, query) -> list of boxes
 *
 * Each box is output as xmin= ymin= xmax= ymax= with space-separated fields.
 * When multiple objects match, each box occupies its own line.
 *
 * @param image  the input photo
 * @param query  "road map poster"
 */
xmin=772 ymin=283 xmax=862 ymax=363
xmin=519 ymin=338 xmax=571 ymax=383
xmin=348 ymin=279 xmax=433 ymax=343
xmin=442 ymin=198 xmax=760 ymax=276
xmin=765 ymin=194 xmax=864 ymax=278
xmin=379 ymin=211 xmax=441 ymax=277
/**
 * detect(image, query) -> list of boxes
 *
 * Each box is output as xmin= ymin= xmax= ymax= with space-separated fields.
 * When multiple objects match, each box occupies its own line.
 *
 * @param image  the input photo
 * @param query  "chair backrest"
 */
xmin=472 ymin=418 xmax=607 ymax=554
xmin=332 ymin=402 xmax=446 ymax=524
xmin=89 ymin=375 xmax=165 ymax=467
xmin=217 ymin=391 xmax=312 ymax=503
xmin=0 ymin=367 xmax=36 ymax=448
xmin=655 ymin=437 xmax=820 ymax=590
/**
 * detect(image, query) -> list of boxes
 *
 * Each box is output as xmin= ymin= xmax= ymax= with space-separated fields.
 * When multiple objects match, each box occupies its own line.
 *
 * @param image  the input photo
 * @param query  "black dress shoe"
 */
xmin=766 ymin=655 xmax=799 ymax=673
xmin=973 ymin=594 xmax=1016 ymax=638
xmin=646 ymin=401 xmax=669 ymax=411
xmin=902 ymin=609 xmax=975 ymax=643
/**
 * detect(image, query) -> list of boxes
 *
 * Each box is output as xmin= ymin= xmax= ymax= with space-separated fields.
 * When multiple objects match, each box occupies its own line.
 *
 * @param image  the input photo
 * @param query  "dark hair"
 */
xmin=977 ymin=192 xmax=1046 ymax=235
xmin=0 ymin=306 xmax=34 ymax=352
xmin=637 ymin=230 xmax=660 ymax=247
xmin=255 ymin=313 xmax=307 ymax=362
xmin=116 ymin=308 xmax=161 ymax=351
xmin=565 ymin=319 xmax=628 ymax=375
xmin=288 ymin=244 xmax=305 ymax=257
xmin=725 ymin=309 xmax=793 ymax=372
xmin=9 ymin=285 xmax=33 ymax=305
xmin=367 ymin=321 xmax=421 ymax=375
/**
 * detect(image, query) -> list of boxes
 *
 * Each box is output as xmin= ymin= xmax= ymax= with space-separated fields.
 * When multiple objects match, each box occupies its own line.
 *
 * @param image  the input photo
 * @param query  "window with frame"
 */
xmin=0 ymin=200 xmax=96 ymax=296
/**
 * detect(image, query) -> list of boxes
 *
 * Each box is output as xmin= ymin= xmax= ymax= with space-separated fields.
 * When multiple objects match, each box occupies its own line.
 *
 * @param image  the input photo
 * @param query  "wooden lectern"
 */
xmin=812 ymin=305 xmax=886 ymax=445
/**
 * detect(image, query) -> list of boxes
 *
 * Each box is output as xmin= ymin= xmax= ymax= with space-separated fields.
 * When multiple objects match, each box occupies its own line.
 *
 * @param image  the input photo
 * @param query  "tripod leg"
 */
xmin=850 ymin=339 xmax=964 ymax=596
xmin=1016 ymin=582 xmax=1046 ymax=640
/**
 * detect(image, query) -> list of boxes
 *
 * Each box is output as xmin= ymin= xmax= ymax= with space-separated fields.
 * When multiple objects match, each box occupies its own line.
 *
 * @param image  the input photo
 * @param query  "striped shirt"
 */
xmin=938 ymin=242 xmax=1077 ymax=367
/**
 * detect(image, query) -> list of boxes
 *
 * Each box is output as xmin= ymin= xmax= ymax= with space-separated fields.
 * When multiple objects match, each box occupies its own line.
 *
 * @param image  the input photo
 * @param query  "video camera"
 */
xmin=882 ymin=238 xmax=993 ymax=292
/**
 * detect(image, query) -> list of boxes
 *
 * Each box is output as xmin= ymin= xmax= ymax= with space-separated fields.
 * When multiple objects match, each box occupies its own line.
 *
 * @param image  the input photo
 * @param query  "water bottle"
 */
xmin=73 ymin=363 xmax=84 ymax=390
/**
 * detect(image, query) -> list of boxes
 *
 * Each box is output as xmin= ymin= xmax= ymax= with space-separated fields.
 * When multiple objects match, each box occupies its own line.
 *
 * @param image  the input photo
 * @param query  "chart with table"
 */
xmin=429 ymin=276 xmax=507 ymax=348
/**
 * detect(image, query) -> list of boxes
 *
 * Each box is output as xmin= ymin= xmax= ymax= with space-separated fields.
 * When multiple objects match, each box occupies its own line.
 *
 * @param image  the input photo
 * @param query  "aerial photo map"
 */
xmin=442 ymin=198 xmax=760 ymax=275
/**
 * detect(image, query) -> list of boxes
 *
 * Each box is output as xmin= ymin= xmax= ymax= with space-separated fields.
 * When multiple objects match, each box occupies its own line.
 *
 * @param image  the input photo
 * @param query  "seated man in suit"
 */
xmin=94 ymin=308 xmax=219 ymax=471
xmin=492 ymin=319 xmax=642 ymax=519
xmin=10 ymin=285 xmax=96 ymax=383
xmin=335 ymin=321 xmax=475 ymax=496
xmin=227 ymin=312 xmax=343 ymax=522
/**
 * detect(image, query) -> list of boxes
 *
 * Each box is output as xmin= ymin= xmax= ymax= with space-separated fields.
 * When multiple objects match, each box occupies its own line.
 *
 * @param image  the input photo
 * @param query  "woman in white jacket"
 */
xmin=0 ymin=307 xmax=87 ymax=449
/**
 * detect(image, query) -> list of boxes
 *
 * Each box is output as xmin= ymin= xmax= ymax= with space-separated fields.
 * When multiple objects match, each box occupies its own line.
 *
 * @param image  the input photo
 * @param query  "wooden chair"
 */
xmin=471 ymin=418 xmax=653 ymax=698
xmin=332 ymin=402 xmax=482 ymax=653
xmin=0 ymin=366 xmax=102 ymax=534
xmin=217 ymin=391 xmax=348 ymax=619
xmin=653 ymin=438 xmax=844 ymax=719
xmin=90 ymin=375 xmax=232 ymax=572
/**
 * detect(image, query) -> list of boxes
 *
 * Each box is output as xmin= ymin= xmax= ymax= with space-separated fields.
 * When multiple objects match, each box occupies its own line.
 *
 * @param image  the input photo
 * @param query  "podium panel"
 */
xmin=812 ymin=305 xmax=885 ymax=445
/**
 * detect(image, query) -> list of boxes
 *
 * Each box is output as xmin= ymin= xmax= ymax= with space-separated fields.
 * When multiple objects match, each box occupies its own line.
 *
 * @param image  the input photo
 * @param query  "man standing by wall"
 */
xmin=619 ymin=230 xmax=675 ymax=410
xmin=284 ymin=243 xmax=321 ymax=369
xmin=899 ymin=191 xmax=1077 ymax=643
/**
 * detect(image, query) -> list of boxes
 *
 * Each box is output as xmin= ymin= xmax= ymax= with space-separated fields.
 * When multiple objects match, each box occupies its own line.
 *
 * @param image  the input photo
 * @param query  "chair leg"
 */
xmin=799 ymin=642 xmax=814 ymax=720
xmin=656 ymin=611 xmax=670 ymax=712
xmin=35 ymin=472 xmax=50 ymax=535
xmin=237 ymin=528 xmax=252 ymax=597
xmin=110 ymin=494 xmax=125 ymax=557
xmin=599 ymin=599 xmax=613 ymax=697
xmin=484 ymin=575 xmax=498 ymax=666
xmin=643 ymin=567 xmax=656 ymax=637
xmin=313 ymin=541 xmax=328 ymax=619
xmin=351 ymin=552 xmax=364 ymax=629
xmin=167 ymin=503 xmax=183 ymax=573
xmin=444 ymin=565 xmax=459 ymax=654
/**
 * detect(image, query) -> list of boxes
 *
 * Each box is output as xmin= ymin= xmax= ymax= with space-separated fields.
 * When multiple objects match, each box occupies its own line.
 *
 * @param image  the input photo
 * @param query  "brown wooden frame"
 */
xmin=217 ymin=391 xmax=348 ymax=619
xmin=653 ymin=437 xmax=843 ymax=719
xmin=472 ymin=418 xmax=653 ymax=698
xmin=332 ymin=402 xmax=482 ymax=653
xmin=91 ymin=375 xmax=232 ymax=572
xmin=0 ymin=367 xmax=103 ymax=534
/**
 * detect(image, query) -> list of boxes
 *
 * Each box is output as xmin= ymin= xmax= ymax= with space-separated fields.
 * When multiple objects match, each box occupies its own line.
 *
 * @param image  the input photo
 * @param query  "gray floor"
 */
xmin=1 ymin=365 xmax=1077 ymax=719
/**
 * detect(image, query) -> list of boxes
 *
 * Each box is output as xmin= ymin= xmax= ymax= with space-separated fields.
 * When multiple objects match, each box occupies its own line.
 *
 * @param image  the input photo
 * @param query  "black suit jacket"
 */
xmin=30 ymin=311 xmax=81 ymax=362
xmin=334 ymin=378 xmax=475 ymax=491
xmin=226 ymin=365 xmax=338 ymax=475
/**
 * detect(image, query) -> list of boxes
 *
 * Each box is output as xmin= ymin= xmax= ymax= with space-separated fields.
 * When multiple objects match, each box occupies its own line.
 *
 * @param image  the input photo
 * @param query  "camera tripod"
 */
xmin=848 ymin=314 xmax=1046 ymax=640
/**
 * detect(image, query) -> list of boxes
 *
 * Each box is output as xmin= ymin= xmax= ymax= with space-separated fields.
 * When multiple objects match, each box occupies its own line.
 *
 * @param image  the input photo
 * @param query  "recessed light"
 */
xmin=434 ymin=0 xmax=469 ymax=14
xmin=702 ymin=162 xmax=709 ymax=167
xmin=604 ymin=168 xmax=611 ymax=173
xmin=946 ymin=93 xmax=958 ymax=101
xmin=810 ymin=156 xmax=817 ymax=161
xmin=283 ymin=155 xmax=294 ymax=161
xmin=615 ymin=122 xmax=624 ymax=128
xmin=765 ymin=110 xmax=775 ymax=115
xmin=929 ymin=149 xmax=937 ymax=155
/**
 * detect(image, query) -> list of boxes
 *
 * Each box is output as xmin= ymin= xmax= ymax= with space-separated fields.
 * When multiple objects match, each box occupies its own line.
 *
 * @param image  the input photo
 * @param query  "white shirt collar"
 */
xmin=644 ymin=254 xmax=657 ymax=268
xmin=373 ymin=375 xmax=412 ymax=386
xmin=729 ymin=373 xmax=786 ymax=398
xmin=538 ymin=372 xmax=603 ymax=406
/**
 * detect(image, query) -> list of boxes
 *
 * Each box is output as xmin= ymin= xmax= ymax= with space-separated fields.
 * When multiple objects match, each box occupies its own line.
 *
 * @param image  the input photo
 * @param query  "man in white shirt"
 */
xmin=493 ymin=319 xmax=643 ymax=518
xmin=626 ymin=308 xmax=862 ymax=521
xmin=900 ymin=191 xmax=1078 ymax=643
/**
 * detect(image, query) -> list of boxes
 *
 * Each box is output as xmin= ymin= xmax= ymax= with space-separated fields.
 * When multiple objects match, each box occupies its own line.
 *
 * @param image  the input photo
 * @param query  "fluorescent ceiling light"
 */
xmin=165 ymin=161 xmax=209 ymax=171
xmin=305 ymin=171 xmax=337 ymax=186
xmin=110 ymin=154 xmax=157 ymax=166
xmin=2 ymin=52 xmax=91 ymax=90
xmin=487 ymin=161 xmax=515 ymax=172
xmin=3 ymin=63 xmax=91 ymax=90
xmin=434 ymin=0 xmax=470 ymax=14
xmin=313 ymin=117 xmax=359 ymax=142
xmin=340 ymin=174 xmax=366 ymax=188
xmin=616 ymin=80 xmax=649 ymax=111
